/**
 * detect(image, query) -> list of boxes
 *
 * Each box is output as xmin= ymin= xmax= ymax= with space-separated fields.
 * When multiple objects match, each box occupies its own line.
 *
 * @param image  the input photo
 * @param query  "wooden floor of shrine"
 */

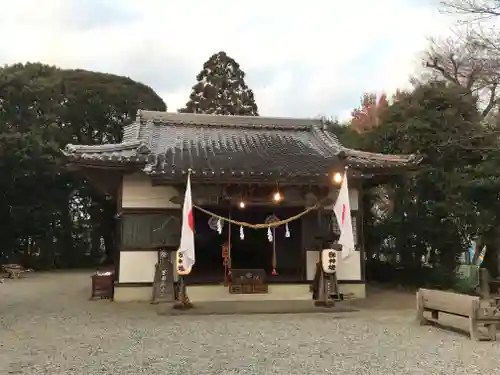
xmin=187 ymin=284 xmax=311 ymax=302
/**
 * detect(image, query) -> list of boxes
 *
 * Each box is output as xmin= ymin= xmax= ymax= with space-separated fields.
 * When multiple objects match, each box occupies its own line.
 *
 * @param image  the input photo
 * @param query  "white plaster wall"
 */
xmin=306 ymin=249 xmax=362 ymax=281
xmin=119 ymin=251 xmax=157 ymax=283
xmin=324 ymin=187 xmax=358 ymax=211
xmin=306 ymin=250 xmax=319 ymax=280
xmin=121 ymin=172 xmax=180 ymax=209
xmin=335 ymin=250 xmax=362 ymax=280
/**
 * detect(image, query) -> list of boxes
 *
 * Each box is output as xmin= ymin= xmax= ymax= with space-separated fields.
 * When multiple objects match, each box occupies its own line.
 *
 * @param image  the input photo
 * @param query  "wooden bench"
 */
xmin=417 ymin=288 xmax=500 ymax=341
xmin=1 ymin=264 xmax=32 ymax=279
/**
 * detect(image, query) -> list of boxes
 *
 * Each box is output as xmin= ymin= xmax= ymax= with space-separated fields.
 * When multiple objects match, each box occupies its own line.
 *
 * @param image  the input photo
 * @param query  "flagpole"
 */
xmin=174 ymin=169 xmax=194 ymax=310
xmin=180 ymin=169 xmax=188 ymax=308
xmin=179 ymin=274 xmax=185 ymax=302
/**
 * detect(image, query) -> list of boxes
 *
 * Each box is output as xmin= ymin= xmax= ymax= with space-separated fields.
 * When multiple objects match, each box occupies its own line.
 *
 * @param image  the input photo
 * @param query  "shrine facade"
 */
xmin=63 ymin=111 xmax=420 ymax=302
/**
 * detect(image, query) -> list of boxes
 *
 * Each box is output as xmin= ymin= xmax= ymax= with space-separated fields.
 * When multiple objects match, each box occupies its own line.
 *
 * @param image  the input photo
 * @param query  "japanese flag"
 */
xmin=333 ymin=171 xmax=355 ymax=259
xmin=178 ymin=174 xmax=196 ymax=272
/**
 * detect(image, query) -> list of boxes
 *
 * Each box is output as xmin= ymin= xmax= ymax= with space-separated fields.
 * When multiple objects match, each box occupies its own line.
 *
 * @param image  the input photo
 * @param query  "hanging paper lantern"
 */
xmin=240 ymin=226 xmax=244 ymax=240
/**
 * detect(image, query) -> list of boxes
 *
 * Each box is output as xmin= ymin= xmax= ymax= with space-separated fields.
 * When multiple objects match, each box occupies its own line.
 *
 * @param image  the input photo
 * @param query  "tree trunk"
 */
xmin=89 ymin=203 xmax=102 ymax=263
xmin=59 ymin=200 xmax=74 ymax=268
xmin=481 ymin=227 xmax=499 ymax=278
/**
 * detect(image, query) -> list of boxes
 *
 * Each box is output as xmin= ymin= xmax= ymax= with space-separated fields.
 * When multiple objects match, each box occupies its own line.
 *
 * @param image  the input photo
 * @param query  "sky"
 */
xmin=0 ymin=0 xmax=455 ymax=121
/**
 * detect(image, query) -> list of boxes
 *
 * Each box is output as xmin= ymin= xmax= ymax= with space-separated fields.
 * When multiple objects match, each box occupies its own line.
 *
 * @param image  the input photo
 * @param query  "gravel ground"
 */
xmin=1 ymin=272 xmax=500 ymax=375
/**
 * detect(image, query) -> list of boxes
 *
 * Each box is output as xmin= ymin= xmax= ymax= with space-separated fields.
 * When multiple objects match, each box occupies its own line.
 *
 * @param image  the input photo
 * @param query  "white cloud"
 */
xmin=0 ymin=0 xmax=454 ymax=118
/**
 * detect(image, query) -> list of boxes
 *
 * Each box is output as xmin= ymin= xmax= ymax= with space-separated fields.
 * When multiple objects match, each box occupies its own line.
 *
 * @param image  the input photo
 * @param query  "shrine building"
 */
xmin=63 ymin=111 xmax=420 ymax=302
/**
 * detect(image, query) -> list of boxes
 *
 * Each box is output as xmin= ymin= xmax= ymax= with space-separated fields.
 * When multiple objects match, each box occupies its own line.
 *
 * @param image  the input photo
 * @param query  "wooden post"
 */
xmin=480 ymin=268 xmax=490 ymax=300
xmin=271 ymin=227 xmax=278 ymax=275
xmin=326 ymin=274 xmax=335 ymax=307
xmin=322 ymin=271 xmax=329 ymax=306
xmin=416 ymin=290 xmax=426 ymax=325
xmin=151 ymin=263 xmax=159 ymax=303
xmin=318 ymin=269 xmax=325 ymax=304
xmin=469 ymin=299 xmax=480 ymax=341
xmin=227 ymin=211 xmax=232 ymax=281
xmin=173 ymin=276 xmax=192 ymax=309
xmin=487 ymin=322 xmax=498 ymax=341
xmin=179 ymin=276 xmax=185 ymax=301
xmin=223 ymin=262 xmax=228 ymax=286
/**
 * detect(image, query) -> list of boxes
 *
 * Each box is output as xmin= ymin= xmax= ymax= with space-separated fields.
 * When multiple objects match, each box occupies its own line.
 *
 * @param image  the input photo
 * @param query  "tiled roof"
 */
xmin=63 ymin=111 xmax=421 ymax=179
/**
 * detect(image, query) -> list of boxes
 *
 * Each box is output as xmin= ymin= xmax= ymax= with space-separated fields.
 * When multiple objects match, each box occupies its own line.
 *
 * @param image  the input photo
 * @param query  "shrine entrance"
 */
xmin=186 ymin=205 xmax=303 ymax=285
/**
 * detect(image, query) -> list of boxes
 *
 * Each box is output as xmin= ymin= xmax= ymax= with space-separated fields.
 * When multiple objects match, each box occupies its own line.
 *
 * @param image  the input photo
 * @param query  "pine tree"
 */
xmin=179 ymin=51 xmax=259 ymax=116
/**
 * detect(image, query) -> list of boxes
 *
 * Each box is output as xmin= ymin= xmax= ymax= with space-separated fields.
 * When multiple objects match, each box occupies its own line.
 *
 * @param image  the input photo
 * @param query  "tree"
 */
xmin=440 ymin=0 xmax=500 ymax=20
xmin=362 ymin=82 xmax=491 ymax=283
xmin=350 ymin=93 xmax=395 ymax=133
xmin=0 ymin=63 xmax=166 ymax=268
xmin=179 ymin=51 xmax=259 ymax=116
xmin=431 ymin=1 xmax=500 ymax=118
xmin=423 ymin=32 xmax=500 ymax=118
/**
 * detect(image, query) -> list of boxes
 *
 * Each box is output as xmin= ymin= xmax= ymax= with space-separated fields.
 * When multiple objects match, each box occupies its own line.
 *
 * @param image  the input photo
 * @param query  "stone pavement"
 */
xmin=2 ymin=272 xmax=500 ymax=375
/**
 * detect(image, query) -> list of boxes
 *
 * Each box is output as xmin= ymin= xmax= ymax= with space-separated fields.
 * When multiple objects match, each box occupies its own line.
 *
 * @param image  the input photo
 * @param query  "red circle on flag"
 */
xmin=188 ymin=209 xmax=194 ymax=232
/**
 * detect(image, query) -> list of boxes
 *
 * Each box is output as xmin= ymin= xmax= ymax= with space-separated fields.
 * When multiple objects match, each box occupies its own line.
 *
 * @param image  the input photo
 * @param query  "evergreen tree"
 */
xmin=0 ymin=63 xmax=166 ymax=268
xmin=179 ymin=51 xmax=259 ymax=116
xmin=362 ymin=81 xmax=493 ymax=283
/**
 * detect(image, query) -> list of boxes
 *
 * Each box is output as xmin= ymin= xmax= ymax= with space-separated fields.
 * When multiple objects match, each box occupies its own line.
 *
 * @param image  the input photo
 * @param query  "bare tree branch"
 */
xmin=483 ymin=82 xmax=498 ymax=116
xmin=422 ymin=28 xmax=500 ymax=118
xmin=440 ymin=0 xmax=500 ymax=21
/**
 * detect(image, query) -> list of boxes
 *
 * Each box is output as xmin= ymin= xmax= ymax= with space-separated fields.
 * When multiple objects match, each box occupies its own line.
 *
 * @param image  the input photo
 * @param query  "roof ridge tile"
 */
xmin=138 ymin=110 xmax=322 ymax=130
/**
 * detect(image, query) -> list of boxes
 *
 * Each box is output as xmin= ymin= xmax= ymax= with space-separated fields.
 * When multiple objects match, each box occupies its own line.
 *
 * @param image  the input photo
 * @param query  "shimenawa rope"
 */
xmin=192 ymin=195 xmax=329 ymax=229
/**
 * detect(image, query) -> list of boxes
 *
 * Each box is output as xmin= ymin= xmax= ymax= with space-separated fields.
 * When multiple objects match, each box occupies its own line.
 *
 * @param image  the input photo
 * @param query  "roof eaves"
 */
xmin=64 ymin=141 xmax=146 ymax=154
xmin=344 ymin=149 xmax=423 ymax=169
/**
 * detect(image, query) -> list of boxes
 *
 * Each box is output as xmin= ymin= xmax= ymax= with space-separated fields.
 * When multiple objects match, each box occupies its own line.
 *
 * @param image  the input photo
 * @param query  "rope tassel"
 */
xmin=267 ymin=227 xmax=273 ymax=242
xmin=285 ymin=223 xmax=290 ymax=238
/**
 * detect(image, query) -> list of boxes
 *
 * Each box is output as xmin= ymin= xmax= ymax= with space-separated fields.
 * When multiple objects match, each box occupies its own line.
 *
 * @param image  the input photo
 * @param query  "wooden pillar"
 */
xmin=480 ymin=268 xmax=491 ymax=300
xmin=357 ymin=179 xmax=366 ymax=282
xmin=115 ymin=173 xmax=123 ymax=282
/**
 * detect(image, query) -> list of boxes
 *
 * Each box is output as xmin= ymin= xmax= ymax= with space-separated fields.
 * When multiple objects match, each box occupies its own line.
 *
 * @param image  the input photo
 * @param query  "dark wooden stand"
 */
xmin=90 ymin=271 xmax=114 ymax=300
xmin=229 ymin=269 xmax=268 ymax=294
xmin=151 ymin=251 xmax=175 ymax=304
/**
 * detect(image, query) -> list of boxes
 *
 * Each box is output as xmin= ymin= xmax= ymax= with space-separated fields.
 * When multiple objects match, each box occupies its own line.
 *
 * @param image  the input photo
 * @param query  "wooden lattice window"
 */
xmin=121 ymin=212 xmax=181 ymax=249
